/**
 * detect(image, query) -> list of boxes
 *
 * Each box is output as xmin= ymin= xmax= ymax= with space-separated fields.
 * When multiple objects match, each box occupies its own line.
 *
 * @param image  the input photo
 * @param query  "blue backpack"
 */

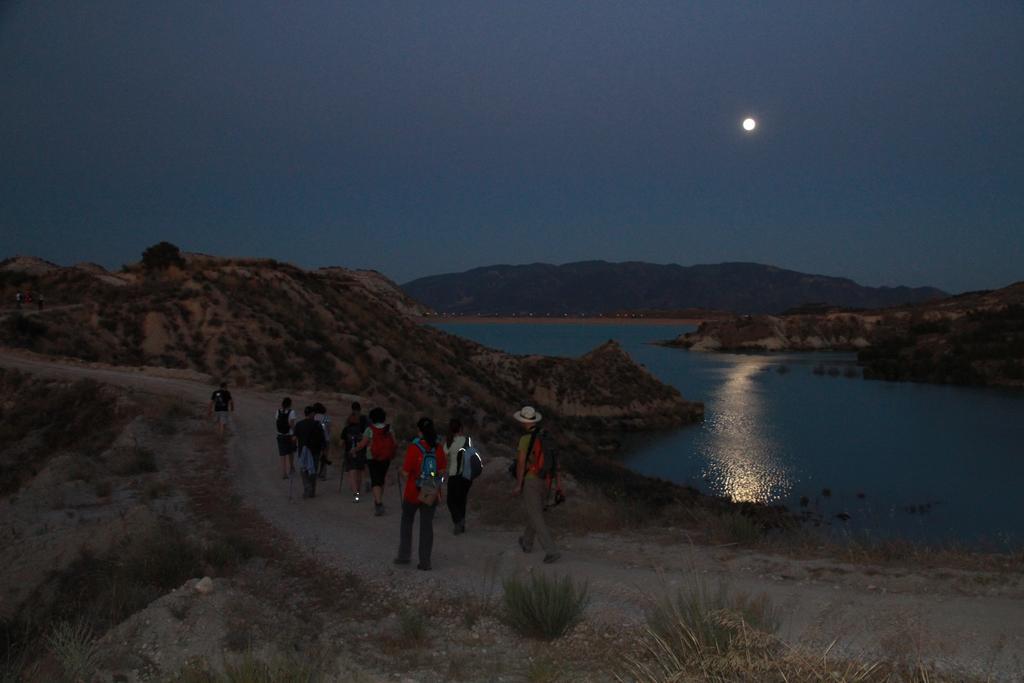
xmin=414 ymin=437 xmax=439 ymax=487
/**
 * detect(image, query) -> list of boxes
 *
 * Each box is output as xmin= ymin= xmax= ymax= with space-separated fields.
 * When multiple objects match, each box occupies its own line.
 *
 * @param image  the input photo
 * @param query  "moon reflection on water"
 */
xmin=697 ymin=359 xmax=790 ymax=504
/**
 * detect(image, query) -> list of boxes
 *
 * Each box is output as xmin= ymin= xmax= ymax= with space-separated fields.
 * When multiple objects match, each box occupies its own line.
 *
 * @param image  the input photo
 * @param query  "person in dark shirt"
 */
xmin=341 ymin=402 xmax=370 ymax=502
xmin=294 ymin=406 xmax=327 ymax=498
xmin=209 ymin=383 xmax=234 ymax=437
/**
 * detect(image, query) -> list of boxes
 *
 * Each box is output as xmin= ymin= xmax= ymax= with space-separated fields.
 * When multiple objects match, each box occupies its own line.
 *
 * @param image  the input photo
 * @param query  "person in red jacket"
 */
xmin=394 ymin=417 xmax=447 ymax=571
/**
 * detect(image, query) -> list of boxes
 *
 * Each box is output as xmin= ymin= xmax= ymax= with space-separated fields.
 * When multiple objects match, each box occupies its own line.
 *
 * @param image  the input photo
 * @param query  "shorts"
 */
xmin=277 ymin=434 xmax=296 ymax=457
xmin=214 ymin=411 xmax=230 ymax=425
xmin=344 ymin=450 xmax=367 ymax=472
xmin=368 ymin=459 xmax=390 ymax=487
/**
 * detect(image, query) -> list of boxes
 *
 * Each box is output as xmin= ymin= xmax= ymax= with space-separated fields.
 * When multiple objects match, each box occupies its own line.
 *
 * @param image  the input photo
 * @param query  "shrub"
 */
xmin=502 ymin=573 xmax=588 ymax=640
xmin=170 ymin=652 xmax=324 ymax=682
xmin=398 ymin=608 xmax=428 ymax=645
xmin=112 ymin=445 xmax=158 ymax=475
xmin=646 ymin=582 xmax=779 ymax=662
xmin=46 ymin=620 xmax=99 ymax=682
xmin=141 ymin=241 xmax=185 ymax=271
xmin=716 ymin=511 xmax=763 ymax=545
xmin=94 ymin=480 xmax=113 ymax=498
xmin=2 ymin=314 xmax=47 ymax=348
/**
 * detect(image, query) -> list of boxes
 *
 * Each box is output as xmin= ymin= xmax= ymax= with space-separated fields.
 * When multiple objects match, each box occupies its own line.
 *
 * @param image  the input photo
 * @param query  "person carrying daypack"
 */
xmin=510 ymin=405 xmax=560 ymax=563
xmin=294 ymin=405 xmax=327 ymax=498
xmin=341 ymin=402 xmax=369 ymax=502
xmin=314 ymin=403 xmax=333 ymax=480
xmin=445 ymin=418 xmax=482 ymax=535
xmin=395 ymin=417 xmax=447 ymax=571
xmin=354 ymin=407 xmax=397 ymax=516
xmin=209 ymin=382 xmax=234 ymax=437
xmin=276 ymin=397 xmax=297 ymax=479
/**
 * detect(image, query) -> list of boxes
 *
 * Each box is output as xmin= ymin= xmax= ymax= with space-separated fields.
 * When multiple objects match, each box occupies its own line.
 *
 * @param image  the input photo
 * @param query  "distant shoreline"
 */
xmin=418 ymin=316 xmax=704 ymax=326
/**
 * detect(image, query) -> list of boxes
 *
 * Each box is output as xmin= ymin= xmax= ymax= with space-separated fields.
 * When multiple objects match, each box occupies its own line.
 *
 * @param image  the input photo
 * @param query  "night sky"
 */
xmin=2 ymin=1 xmax=1022 ymax=293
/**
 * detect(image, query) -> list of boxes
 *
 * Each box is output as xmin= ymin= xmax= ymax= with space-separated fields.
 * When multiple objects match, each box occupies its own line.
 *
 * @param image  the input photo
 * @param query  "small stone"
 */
xmin=194 ymin=577 xmax=214 ymax=594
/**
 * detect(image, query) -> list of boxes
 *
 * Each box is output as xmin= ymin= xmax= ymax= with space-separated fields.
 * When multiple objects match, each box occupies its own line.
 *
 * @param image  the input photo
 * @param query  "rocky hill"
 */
xmin=402 ymin=260 xmax=947 ymax=315
xmin=665 ymin=282 xmax=1024 ymax=388
xmin=0 ymin=252 xmax=701 ymax=451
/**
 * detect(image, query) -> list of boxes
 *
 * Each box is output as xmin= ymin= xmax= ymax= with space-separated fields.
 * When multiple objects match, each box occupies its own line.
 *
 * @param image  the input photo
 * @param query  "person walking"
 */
xmin=294 ymin=406 xmax=326 ymax=498
xmin=341 ymin=402 xmax=369 ymax=502
xmin=15 ymin=291 xmax=23 ymax=309
xmin=209 ymin=382 xmax=234 ymax=437
xmin=445 ymin=418 xmax=472 ymax=535
xmin=275 ymin=397 xmax=297 ymax=479
xmin=395 ymin=417 xmax=446 ymax=571
xmin=314 ymin=403 xmax=333 ymax=480
xmin=354 ymin=407 xmax=397 ymax=516
xmin=511 ymin=406 xmax=560 ymax=563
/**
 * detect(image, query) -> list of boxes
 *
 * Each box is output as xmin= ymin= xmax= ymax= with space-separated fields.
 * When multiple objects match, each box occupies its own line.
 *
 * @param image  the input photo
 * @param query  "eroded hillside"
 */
xmin=0 ymin=254 xmax=701 ymax=451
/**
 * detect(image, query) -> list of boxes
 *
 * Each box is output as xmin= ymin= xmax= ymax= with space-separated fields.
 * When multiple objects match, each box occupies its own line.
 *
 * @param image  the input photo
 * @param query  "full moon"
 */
xmin=742 ymin=117 xmax=757 ymax=131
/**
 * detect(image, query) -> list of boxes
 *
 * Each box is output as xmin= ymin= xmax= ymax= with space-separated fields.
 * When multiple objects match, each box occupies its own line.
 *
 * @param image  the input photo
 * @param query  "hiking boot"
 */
xmin=281 ymin=473 xmax=289 ymax=480
xmin=517 ymin=536 xmax=532 ymax=554
xmin=374 ymin=503 xmax=384 ymax=517
xmin=393 ymin=557 xmax=410 ymax=565
xmin=352 ymin=492 xmax=360 ymax=503
xmin=543 ymin=552 xmax=561 ymax=564
xmin=453 ymin=522 xmax=465 ymax=535
xmin=416 ymin=563 xmax=431 ymax=571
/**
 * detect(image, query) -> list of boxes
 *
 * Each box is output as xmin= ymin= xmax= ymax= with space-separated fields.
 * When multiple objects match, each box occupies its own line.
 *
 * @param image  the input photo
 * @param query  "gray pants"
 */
xmin=521 ymin=477 xmax=557 ymax=553
xmin=300 ymin=469 xmax=318 ymax=498
xmin=398 ymin=501 xmax=436 ymax=567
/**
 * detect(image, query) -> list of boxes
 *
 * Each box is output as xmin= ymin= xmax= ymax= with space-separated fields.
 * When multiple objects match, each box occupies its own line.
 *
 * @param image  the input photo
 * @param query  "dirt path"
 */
xmin=2 ymin=350 xmax=1022 ymax=679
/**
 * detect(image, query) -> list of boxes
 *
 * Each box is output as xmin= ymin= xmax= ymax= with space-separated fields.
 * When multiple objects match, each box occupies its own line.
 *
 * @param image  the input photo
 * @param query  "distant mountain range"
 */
xmin=402 ymin=261 xmax=948 ymax=315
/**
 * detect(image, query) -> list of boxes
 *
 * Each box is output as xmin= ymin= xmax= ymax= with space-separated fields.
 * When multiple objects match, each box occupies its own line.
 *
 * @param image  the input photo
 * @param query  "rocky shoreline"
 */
xmin=657 ymin=283 xmax=1024 ymax=389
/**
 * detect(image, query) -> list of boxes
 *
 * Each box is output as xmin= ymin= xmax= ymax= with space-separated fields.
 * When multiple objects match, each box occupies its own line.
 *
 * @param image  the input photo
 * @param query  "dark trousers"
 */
xmin=398 ymin=501 xmax=436 ymax=567
xmin=446 ymin=476 xmax=473 ymax=526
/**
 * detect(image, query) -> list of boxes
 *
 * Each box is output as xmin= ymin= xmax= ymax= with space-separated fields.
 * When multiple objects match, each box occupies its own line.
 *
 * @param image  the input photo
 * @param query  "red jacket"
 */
xmin=401 ymin=439 xmax=447 ymax=504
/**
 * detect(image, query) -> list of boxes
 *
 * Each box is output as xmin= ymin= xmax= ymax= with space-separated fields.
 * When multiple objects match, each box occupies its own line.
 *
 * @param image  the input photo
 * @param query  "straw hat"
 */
xmin=513 ymin=405 xmax=542 ymax=424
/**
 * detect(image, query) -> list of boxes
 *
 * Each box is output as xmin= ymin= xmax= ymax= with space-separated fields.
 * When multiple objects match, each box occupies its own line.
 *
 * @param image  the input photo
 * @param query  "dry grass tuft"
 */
xmin=622 ymin=583 xmax=987 ymax=683
xmin=502 ymin=572 xmax=589 ymax=640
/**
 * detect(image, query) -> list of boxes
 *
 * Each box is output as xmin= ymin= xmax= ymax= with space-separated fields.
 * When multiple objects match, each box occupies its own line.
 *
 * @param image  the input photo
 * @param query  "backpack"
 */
xmin=414 ymin=438 xmax=441 ymax=504
xmin=457 ymin=436 xmax=483 ymax=481
xmin=275 ymin=409 xmax=291 ymax=435
xmin=369 ymin=424 xmax=397 ymax=461
xmin=526 ymin=430 xmax=557 ymax=478
xmin=213 ymin=390 xmax=229 ymax=411
xmin=343 ymin=416 xmax=368 ymax=452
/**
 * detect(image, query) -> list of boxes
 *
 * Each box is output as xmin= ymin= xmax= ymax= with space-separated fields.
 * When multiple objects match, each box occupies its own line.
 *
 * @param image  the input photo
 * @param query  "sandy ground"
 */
xmin=2 ymin=349 xmax=1022 ymax=680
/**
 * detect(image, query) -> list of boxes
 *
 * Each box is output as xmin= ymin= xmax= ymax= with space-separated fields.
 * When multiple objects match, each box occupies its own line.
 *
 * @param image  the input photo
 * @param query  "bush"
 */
xmin=46 ymin=620 xmax=99 ymax=681
xmin=502 ymin=573 xmax=588 ymax=640
xmin=141 ymin=241 xmax=185 ymax=271
xmin=623 ymin=584 xmax=975 ymax=682
xmin=171 ymin=652 xmax=325 ymax=682
xmin=646 ymin=582 xmax=779 ymax=661
xmin=398 ymin=608 xmax=428 ymax=645
xmin=2 ymin=314 xmax=47 ymax=348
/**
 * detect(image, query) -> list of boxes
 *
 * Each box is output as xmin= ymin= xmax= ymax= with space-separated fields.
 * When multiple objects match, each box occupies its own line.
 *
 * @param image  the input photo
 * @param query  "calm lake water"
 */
xmin=435 ymin=321 xmax=1024 ymax=547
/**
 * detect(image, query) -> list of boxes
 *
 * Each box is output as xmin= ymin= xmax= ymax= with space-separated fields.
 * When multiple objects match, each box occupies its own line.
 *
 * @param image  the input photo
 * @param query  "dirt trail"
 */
xmin=2 ymin=350 xmax=1022 ymax=679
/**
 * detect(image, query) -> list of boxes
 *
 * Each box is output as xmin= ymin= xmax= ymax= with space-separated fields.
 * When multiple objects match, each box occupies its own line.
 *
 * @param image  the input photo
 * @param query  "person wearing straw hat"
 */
xmin=510 ymin=405 xmax=560 ymax=563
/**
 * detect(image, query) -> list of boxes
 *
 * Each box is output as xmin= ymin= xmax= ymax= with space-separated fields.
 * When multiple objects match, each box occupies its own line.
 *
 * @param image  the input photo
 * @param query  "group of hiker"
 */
xmin=13 ymin=290 xmax=44 ymax=310
xmin=262 ymin=393 xmax=563 ymax=568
